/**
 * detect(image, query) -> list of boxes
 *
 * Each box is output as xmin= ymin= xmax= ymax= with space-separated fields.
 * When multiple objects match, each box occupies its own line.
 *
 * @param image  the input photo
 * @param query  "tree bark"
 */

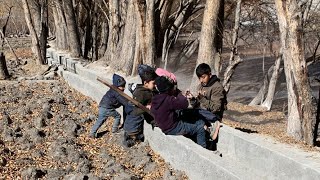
xmin=249 ymin=65 xmax=274 ymax=106
xmin=110 ymin=0 xmax=136 ymax=75
xmin=52 ymin=0 xmax=69 ymax=50
xmin=104 ymin=0 xmax=120 ymax=64
xmin=83 ymin=0 xmax=93 ymax=59
xmin=249 ymin=55 xmax=283 ymax=109
xmin=99 ymin=22 xmax=108 ymax=58
xmin=22 ymin=0 xmax=44 ymax=65
xmin=261 ymin=54 xmax=283 ymax=110
xmin=275 ymin=0 xmax=318 ymax=145
xmin=0 ymin=53 xmax=9 ymax=80
xmin=223 ymin=0 xmax=242 ymax=93
xmin=214 ymin=0 xmax=225 ymax=76
xmin=190 ymin=0 xmax=223 ymax=92
xmin=39 ymin=0 xmax=48 ymax=64
xmin=63 ymin=0 xmax=82 ymax=57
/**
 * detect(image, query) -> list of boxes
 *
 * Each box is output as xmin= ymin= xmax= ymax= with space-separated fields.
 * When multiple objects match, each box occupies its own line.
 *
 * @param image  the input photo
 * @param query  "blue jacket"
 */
xmin=99 ymin=89 xmax=127 ymax=109
xmin=99 ymin=74 xmax=127 ymax=109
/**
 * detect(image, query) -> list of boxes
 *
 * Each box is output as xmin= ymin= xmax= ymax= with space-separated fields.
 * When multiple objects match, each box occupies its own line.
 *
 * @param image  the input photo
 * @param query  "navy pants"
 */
xmin=166 ymin=120 xmax=206 ymax=148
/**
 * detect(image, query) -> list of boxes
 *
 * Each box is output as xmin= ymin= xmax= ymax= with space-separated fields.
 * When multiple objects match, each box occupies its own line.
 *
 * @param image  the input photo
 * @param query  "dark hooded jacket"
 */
xmin=151 ymin=92 xmax=188 ymax=134
xmin=124 ymin=84 xmax=154 ymax=135
xmin=99 ymin=74 xmax=127 ymax=109
xmin=196 ymin=75 xmax=227 ymax=119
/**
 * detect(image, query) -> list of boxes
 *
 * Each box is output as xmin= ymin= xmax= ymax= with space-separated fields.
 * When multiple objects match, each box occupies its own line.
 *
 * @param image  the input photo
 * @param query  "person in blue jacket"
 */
xmin=89 ymin=74 xmax=128 ymax=138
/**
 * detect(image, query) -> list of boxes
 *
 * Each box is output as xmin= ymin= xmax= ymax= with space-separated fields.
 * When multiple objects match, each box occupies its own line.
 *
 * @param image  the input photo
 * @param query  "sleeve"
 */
xmin=131 ymin=91 xmax=148 ymax=115
xmin=115 ymin=93 xmax=128 ymax=106
xmin=198 ymin=83 xmax=225 ymax=113
xmin=169 ymin=93 xmax=189 ymax=110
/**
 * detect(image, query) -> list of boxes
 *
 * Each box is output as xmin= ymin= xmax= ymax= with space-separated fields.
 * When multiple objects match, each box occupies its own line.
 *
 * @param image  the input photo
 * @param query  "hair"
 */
xmin=196 ymin=63 xmax=211 ymax=77
xmin=140 ymin=70 xmax=158 ymax=83
xmin=155 ymin=76 xmax=174 ymax=93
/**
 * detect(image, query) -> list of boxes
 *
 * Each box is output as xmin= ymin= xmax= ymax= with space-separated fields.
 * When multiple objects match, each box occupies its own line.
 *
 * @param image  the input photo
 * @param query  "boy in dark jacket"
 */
xmin=195 ymin=63 xmax=227 ymax=118
xmin=151 ymin=76 xmax=207 ymax=148
xmin=89 ymin=74 xmax=128 ymax=138
xmin=123 ymin=66 xmax=158 ymax=147
xmin=192 ymin=63 xmax=228 ymax=140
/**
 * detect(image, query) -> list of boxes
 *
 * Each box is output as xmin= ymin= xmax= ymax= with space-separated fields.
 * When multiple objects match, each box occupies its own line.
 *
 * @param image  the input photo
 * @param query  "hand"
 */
xmin=197 ymin=91 xmax=205 ymax=99
xmin=146 ymin=104 xmax=151 ymax=110
xmin=185 ymin=90 xmax=193 ymax=99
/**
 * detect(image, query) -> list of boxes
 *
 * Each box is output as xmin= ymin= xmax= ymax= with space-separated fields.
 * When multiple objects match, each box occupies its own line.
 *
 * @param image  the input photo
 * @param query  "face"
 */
xmin=144 ymin=80 xmax=155 ymax=90
xmin=118 ymin=86 xmax=125 ymax=91
xmin=199 ymin=73 xmax=211 ymax=86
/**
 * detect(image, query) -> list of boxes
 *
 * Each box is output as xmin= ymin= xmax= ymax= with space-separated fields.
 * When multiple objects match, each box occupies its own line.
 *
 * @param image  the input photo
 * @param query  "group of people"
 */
xmin=89 ymin=63 xmax=227 ymax=149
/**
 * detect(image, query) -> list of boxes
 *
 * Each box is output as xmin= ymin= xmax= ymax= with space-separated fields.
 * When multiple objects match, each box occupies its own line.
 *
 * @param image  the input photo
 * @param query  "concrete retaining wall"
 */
xmin=47 ymin=48 xmax=320 ymax=180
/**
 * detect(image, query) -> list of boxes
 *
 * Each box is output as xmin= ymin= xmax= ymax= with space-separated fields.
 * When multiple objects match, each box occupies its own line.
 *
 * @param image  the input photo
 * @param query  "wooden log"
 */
xmin=97 ymin=77 xmax=153 ymax=117
xmin=0 ymin=52 xmax=9 ymax=80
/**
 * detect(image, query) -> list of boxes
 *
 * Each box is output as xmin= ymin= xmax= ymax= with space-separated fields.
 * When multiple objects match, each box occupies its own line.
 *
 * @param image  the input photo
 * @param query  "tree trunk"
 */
xmin=249 ymin=55 xmax=283 ymax=109
xmin=39 ymin=0 xmax=48 ymax=64
xmin=52 ymin=0 xmax=69 ymax=50
xmin=135 ymin=0 xmax=155 ymax=66
xmin=63 ymin=0 xmax=82 ymax=57
xmin=214 ymin=0 xmax=225 ymax=77
xmin=83 ymin=0 xmax=93 ymax=59
xmin=190 ymin=0 xmax=222 ymax=92
xmin=99 ymin=22 xmax=108 ymax=58
xmin=223 ymin=0 xmax=242 ymax=93
xmin=110 ymin=0 xmax=136 ymax=75
xmin=0 ymin=53 xmax=9 ymax=80
xmin=145 ymin=0 xmax=155 ymax=65
xmin=249 ymin=65 xmax=274 ymax=106
xmin=104 ymin=0 xmax=120 ymax=64
xmin=261 ymin=54 xmax=283 ymax=110
xmin=31 ymin=0 xmax=41 ymax=35
xmin=22 ymin=0 xmax=44 ymax=65
xmin=92 ymin=2 xmax=99 ymax=61
xmin=275 ymin=0 xmax=318 ymax=145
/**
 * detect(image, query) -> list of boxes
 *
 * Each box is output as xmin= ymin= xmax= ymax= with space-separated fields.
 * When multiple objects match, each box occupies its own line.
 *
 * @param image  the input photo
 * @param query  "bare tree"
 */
xmin=63 ymin=0 xmax=82 ymax=57
xmin=22 ymin=0 xmax=44 ymax=64
xmin=275 ymin=0 xmax=318 ymax=145
xmin=249 ymin=54 xmax=283 ymax=110
xmin=52 ymin=0 xmax=69 ymax=50
xmin=223 ymin=0 xmax=243 ymax=93
xmin=0 ymin=52 xmax=9 ymax=80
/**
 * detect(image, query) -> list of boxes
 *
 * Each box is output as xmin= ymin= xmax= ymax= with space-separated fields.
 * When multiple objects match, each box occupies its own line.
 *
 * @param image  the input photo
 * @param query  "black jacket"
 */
xmin=124 ymin=84 xmax=154 ymax=135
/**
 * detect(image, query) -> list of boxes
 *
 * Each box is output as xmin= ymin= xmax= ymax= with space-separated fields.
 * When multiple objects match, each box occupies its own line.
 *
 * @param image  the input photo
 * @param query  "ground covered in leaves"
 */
xmin=223 ymin=102 xmax=320 ymax=152
xmin=0 ymin=54 xmax=187 ymax=179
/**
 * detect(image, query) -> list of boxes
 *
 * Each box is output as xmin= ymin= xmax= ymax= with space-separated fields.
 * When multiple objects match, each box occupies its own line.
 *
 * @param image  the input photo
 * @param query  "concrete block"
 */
xmin=218 ymin=126 xmax=320 ymax=179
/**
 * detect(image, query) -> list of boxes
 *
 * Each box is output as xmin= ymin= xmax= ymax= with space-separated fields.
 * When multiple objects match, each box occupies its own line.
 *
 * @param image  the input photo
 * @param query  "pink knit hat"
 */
xmin=155 ymin=68 xmax=177 ymax=84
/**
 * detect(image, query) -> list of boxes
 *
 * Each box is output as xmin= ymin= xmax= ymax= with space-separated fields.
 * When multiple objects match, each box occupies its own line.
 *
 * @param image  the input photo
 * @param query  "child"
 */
xmin=151 ymin=76 xmax=208 ymax=148
xmin=89 ymin=74 xmax=128 ymax=138
xmin=193 ymin=63 xmax=228 ymax=140
xmin=123 ymin=66 xmax=158 ymax=147
xmin=155 ymin=68 xmax=219 ymax=135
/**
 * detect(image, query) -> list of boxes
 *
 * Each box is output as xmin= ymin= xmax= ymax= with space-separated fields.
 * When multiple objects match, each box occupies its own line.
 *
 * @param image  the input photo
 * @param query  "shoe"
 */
xmin=213 ymin=150 xmax=222 ymax=157
xmin=89 ymin=133 xmax=96 ymax=139
xmin=208 ymin=121 xmax=220 ymax=140
xmin=112 ymin=128 xmax=119 ymax=133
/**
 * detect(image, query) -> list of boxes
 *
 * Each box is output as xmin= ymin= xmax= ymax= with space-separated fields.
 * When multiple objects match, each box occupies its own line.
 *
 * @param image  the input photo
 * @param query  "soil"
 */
xmin=0 ymin=49 xmax=187 ymax=179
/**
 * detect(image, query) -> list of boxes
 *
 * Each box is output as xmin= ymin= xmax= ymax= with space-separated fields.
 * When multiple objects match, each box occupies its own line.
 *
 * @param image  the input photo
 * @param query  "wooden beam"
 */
xmin=97 ymin=77 xmax=153 ymax=117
